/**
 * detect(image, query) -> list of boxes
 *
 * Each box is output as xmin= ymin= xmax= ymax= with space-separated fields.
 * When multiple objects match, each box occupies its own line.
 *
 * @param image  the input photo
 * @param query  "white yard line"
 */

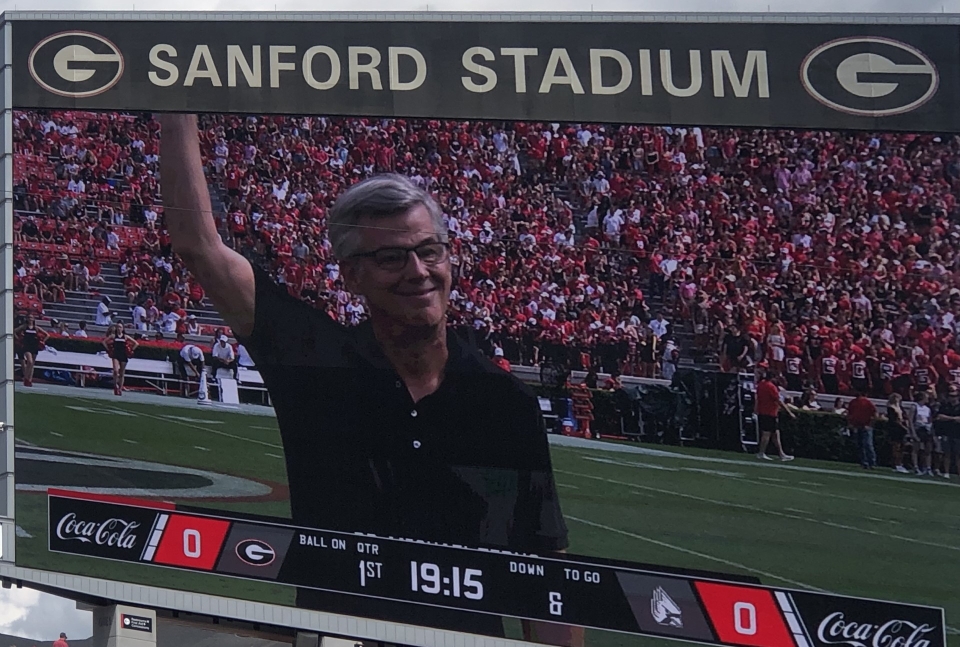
xmin=122 ymin=439 xmax=138 ymax=445
xmin=65 ymin=395 xmax=282 ymax=449
xmin=568 ymin=515 xmax=959 ymax=637
xmin=737 ymin=476 xmax=917 ymax=513
xmin=20 ymin=383 xmax=277 ymax=417
xmin=589 ymin=455 xmax=918 ymax=512
xmin=558 ymin=470 xmax=960 ymax=554
xmin=551 ymin=436 xmax=960 ymax=488
xmin=566 ymin=515 xmax=827 ymax=592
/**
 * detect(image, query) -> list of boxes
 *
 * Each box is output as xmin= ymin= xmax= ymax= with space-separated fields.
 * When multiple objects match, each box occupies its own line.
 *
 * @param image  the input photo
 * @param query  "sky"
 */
xmin=0 ymin=587 xmax=91 ymax=642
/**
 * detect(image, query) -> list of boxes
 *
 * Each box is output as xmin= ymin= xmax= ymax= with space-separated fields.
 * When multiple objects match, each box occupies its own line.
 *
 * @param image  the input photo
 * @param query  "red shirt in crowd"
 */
xmin=847 ymin=396 xmax=877 ymax=428
xmin=755 ymin=379 xmax=781 ymax=417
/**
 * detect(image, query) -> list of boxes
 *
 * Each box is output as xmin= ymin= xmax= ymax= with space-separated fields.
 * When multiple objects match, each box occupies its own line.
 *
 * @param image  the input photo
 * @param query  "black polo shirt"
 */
xmin=934 ymin=401 xmax=960 ymax=439
xmin=237 ymin=266 xmax=569 ymax=634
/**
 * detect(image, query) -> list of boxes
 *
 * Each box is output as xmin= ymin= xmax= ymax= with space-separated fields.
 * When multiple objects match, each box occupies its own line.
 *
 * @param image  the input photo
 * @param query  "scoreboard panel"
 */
xmin=48 ymin=490 xmax=946 ymax=647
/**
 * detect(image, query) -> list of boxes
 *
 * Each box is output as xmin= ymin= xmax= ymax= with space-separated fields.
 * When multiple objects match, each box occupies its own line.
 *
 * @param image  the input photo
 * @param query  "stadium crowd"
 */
xmin=11 ymin=111 xmax=224 ymax=341
xmin=12 ymin=109 xmax=960 ymax=405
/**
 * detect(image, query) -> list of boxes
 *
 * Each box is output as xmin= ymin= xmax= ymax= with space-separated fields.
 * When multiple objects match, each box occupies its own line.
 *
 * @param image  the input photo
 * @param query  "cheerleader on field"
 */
xmin=15 ymin=314 xmax=47 ymax=387
xmin=103 ymin=322 xmax=139 ymax=396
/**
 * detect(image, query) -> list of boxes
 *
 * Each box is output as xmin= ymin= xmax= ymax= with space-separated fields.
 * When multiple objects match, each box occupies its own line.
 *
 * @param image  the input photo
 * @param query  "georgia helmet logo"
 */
xmin=800 ymin=36 xmax=938 ymax=117
xmin=28 ymin=31 xmax=124 ymax=98
xmin=235 ymin=539 xmax=276 ymax=566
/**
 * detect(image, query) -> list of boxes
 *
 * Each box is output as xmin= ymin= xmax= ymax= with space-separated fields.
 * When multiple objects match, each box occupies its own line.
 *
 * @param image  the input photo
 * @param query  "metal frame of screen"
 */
xmin=0 ymin=10 xmax=958 ymax=647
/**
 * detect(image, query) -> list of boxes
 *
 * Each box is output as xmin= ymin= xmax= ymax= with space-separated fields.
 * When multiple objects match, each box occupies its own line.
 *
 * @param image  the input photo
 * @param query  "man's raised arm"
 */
xmin=159 ymin=113 xmax=255 ymax=338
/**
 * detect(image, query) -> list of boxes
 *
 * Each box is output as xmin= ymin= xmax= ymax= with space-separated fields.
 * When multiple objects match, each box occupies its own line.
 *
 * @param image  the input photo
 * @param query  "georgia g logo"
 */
xmin=801 ymin=36 xmax=938 ymax=117
xmin=235 ymin=539 xmax=276 ymax=566
xmin=28 ymin=31 xmax=124 ymax=98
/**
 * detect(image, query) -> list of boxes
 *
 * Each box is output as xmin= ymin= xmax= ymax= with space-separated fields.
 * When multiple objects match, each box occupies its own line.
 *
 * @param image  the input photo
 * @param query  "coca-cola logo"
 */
xmin=818 ymin=611 xmax=937 ymax=647
xmin=55 ymin=512 xmax=140 ymax=550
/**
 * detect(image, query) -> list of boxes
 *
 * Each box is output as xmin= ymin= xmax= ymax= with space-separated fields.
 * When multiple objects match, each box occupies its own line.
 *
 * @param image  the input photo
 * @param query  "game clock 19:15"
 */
xmin=410 ymin=561 xmax=484 ymax=600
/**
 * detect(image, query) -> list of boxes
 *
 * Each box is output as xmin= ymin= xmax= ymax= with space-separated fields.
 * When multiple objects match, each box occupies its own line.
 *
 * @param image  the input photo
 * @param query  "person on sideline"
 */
xmin=847 ymin=390 xmax=878 ymax=469
xmin=885 ymin=393 xmax=916 ymax=474
xmin=755 ymin=366 xmax=796 ymax=461
xmin=103 ymin=321 xmax=138 ymax=396
xmin=914 ymin=391 xmax=935 ymax=476
xmin=15 ymin=313 xmax=47 ymax=387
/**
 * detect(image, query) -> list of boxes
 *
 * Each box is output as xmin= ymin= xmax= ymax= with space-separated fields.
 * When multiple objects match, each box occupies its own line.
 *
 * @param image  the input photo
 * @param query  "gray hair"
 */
xmin=328 ymin=174 xmax=447 ymax=259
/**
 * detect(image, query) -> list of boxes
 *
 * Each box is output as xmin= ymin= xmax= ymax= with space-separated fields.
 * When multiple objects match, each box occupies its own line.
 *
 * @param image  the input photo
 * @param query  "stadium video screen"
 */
xmin=11 ymin=109 xmax=955 ymax=647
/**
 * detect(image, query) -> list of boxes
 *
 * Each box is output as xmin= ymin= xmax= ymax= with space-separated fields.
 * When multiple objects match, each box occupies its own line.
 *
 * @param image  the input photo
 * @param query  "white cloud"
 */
xmin=0 ymin=587 xmax=91 ymax=642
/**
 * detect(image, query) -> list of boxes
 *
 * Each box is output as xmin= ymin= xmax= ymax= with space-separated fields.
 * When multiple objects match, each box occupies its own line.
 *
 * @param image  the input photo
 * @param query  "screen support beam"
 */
xmin=0 ymin=17 xmax=16 ymax=564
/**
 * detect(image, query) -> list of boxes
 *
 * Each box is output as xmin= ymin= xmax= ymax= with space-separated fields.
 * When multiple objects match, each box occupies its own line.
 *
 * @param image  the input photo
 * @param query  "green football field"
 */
xmin=12 ymin=389 xmax=960 ymax=647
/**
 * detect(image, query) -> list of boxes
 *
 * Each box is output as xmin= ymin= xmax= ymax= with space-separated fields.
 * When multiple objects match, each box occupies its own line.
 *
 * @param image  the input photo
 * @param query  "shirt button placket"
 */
xmin=410 ymin=409 xmax=421 ymax=450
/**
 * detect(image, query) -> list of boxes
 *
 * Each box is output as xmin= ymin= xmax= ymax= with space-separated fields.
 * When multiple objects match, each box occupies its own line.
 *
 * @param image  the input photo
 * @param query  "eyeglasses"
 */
xmin=351 ymin=241 xmax=449 ymax=272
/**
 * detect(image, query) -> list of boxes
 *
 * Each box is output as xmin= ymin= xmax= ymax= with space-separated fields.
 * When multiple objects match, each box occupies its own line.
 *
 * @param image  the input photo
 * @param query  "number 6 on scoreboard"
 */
xmin=183 ymin=529 xmax=202 ymax=559
xmin=733 ymin=602 xmax=757 ymax=636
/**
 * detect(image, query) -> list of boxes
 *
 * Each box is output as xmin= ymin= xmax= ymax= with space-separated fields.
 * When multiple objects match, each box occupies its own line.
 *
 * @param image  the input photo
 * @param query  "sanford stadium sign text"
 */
xmin=144 ymin=44 xmax=770 ymax=99
xmin=9 ymin=17 xmax=960 ymax=131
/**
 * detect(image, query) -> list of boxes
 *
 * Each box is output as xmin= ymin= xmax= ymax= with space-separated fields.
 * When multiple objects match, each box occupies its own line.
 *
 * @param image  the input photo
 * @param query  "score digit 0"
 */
xmin=563 ymin=568 xmax=601 ymax=583
xmin=183 ymin=529 xmax=201 ymax=559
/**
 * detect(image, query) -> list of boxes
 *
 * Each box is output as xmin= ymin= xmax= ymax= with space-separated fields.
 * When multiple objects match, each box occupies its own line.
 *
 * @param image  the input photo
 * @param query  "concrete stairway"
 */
xmin=40 ymin=260 xmax=227 ymax=334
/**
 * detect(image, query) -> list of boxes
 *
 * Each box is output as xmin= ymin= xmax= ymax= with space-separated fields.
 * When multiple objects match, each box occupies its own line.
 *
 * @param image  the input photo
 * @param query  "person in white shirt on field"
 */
xmin=211 ymin=335 xmax=238 ymax=379
xmin=177 ymin=343 xmax=206 ymax=400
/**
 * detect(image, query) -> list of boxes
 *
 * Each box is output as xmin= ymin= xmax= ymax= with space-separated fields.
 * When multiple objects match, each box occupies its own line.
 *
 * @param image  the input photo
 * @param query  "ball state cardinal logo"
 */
xmin=28 ymin=31 xmax=124 ymax=98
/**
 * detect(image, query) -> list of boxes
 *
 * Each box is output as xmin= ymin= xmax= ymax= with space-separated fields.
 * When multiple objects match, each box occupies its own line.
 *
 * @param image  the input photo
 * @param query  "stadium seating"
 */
xmin=15 ymin=110 xmax=960 ymax=400
xmin=12 ymin=110 xmax=229 ymax=341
